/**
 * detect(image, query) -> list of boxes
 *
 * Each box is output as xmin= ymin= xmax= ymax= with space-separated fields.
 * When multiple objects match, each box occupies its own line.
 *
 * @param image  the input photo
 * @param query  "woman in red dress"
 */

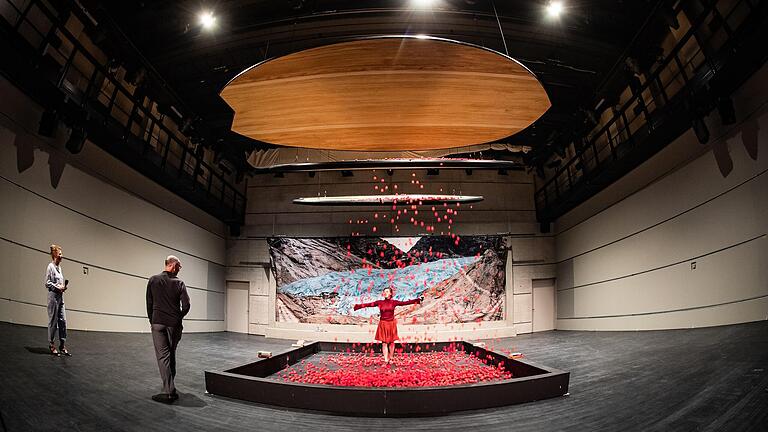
xmin=354 ymin=287 xmax=422 ymax=363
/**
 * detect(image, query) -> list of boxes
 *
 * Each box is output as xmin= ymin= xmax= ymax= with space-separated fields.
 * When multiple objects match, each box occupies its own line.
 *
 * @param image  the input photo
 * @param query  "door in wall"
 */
xmin=226 ymin=282 xmax=250 ymax=333
xmin=532 ymin=278 xmax=556 ymax=332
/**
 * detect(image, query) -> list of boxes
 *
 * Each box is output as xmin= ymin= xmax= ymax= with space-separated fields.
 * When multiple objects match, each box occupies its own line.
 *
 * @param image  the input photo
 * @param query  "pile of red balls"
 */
xmin=276 ymin=349 xmax=512 ymax=387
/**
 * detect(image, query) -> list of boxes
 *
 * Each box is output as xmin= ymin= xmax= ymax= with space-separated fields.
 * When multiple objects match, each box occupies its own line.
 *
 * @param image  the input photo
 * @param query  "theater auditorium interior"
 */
xmin=0 ymin=0 xmax=767 ymax=430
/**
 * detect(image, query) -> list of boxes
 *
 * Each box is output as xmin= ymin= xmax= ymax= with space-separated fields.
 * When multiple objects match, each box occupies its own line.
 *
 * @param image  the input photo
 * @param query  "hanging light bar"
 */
xmin=251 ymin=158 xmax=524 ymax=175
xmin=293 ymin=194 xmax=483 ymax=206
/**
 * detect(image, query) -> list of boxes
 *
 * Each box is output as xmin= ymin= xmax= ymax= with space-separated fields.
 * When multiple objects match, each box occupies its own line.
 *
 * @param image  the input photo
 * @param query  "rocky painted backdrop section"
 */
xmin=269 ymin=236 xmax=506 ymax=324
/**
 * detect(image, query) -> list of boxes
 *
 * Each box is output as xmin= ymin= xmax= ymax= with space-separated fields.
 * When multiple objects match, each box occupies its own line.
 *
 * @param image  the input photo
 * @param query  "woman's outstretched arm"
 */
xmin=393 ymin=297 xmax=423 ymax=307
xmin=353 ymin=300 xmax=379 ymax=310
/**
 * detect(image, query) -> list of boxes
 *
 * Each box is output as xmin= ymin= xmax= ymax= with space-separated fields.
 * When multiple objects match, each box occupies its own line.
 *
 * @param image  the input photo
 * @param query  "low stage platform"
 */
xmin=1 ymin=321 xmax=767 ymax=430
xmin=205 ymin=341 xmax=569 ymax=415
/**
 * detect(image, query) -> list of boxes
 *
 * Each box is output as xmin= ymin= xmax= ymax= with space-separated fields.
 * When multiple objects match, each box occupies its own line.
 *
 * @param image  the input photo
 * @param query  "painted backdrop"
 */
xmin=269 ymin=236 xmax=506 ymax=324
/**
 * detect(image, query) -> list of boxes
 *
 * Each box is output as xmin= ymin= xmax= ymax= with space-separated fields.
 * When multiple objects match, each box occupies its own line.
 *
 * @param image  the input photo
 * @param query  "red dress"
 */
xmin=354 ymin=298 xmax=421 ymax=343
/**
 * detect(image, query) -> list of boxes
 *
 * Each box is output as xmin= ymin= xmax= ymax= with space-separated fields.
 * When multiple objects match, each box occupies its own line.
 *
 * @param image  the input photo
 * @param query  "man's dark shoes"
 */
xmin=152 ymin=393 xmax=174 ymax=404
xmin=59 ymin=347 xmax=71 ymax=356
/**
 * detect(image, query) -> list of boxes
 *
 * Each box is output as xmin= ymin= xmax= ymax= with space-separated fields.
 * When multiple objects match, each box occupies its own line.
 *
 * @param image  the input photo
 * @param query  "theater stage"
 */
xmin=1 ymin=321 xmax=766 ymax=431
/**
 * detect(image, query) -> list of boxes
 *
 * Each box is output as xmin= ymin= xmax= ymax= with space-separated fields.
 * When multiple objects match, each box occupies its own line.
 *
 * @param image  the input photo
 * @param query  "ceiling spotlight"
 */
xmin=411 ymin=0 xmax=437 ymax=9
xmin=199 ymin=11 xmax=216 ymax=29
xmin=546 ymin=1 xmax=564 ymax=17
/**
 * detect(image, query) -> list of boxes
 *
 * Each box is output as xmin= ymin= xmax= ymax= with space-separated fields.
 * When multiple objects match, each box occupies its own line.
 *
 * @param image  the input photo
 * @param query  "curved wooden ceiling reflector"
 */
xmin=221 ymin=36 xmax=551 ymax=151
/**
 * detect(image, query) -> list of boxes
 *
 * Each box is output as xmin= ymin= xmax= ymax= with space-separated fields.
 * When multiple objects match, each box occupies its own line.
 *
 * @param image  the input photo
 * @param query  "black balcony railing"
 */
xmin=535 ymin=0 xmax=768 ymax=222
xmin=0 ymin=0 xmax=246 ymax=226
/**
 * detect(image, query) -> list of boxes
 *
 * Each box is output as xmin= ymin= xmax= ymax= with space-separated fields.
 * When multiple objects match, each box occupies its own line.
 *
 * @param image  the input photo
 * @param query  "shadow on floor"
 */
xmin=24 ymin=346 xmax=55 ymax=355
xmin=174 ymin=392 xmax=207 ymax=408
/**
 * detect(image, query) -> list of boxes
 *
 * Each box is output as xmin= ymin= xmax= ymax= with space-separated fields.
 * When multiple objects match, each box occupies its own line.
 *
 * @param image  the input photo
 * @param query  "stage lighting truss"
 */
xmin=251 ymin=158 xmax=524 ymax=175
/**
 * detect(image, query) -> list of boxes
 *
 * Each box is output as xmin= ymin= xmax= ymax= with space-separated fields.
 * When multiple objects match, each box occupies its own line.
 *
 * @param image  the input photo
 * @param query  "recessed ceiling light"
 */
xmin=199 ymin=11 xmax=216 ymax=29
xmin=546 ymin=1 xmax=564 ymax=17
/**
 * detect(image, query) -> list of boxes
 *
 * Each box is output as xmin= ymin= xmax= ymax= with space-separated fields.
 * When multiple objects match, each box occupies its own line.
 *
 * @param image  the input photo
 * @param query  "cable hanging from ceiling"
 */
xmin=490 ymin=0 xmax=509 ymax=57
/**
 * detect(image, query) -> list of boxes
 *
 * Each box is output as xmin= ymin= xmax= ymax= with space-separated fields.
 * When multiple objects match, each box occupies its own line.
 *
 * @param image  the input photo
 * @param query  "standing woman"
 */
xmin=45 ymin=244 xmax=70 ymax=356
xmin=354 ymin=288 xmax=422 ymax=363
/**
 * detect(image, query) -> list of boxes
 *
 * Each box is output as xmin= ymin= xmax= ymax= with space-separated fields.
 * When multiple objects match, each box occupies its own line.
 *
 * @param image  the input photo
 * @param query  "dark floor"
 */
xmin=1 ymin=321 xmax=767 ymax=432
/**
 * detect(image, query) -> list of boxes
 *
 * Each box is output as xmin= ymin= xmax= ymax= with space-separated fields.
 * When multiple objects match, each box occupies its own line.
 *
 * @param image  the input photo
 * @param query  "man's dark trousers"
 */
xmin=151 ymin=323 xmax=182 ymax=395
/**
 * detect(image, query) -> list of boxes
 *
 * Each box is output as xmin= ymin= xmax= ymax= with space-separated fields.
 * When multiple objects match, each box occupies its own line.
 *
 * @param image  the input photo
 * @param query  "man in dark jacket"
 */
xmin=146 ymin=255 xmax=190 ymax=403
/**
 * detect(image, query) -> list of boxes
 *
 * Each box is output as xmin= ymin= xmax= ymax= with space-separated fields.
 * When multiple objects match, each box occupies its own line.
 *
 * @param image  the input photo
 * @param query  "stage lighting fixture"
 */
xmin=583 ymin=108 xmax=598 ymax=128
xmin=65 ymin=127 xmax=87 ymax=154
xmin=199 ymin=11 xmax=216 ymax=29
xmin=662 ymin=7 xmax=680 ymax=30
xmin=692 ymin=117 xmax=710 ymax=144
xmin=717 ymin=97 xmax=736 ymax=125
xmin=427 ymin=169 xmax=439 ymax=175
xmin=218 ymin=158 xmax=234 ymax=174
xmin=628 ymin=74 xmax=642 ymax=93
xmin=633 ymin=99 xmax=646 ymax=116
xmin=546 ymin=1 xmax=564 ymax=17
xmin=179 ymin=118 xmax=193 ymax=134
xmin=341 ymin=170 xmax=354 ymax=177
xmin=38 ymin=109 xmax=58 ymax=137
xmin=546 ymin=159 xmax=562 ymax=169
xmin=125 ymin=67 xmax=146 ymax=87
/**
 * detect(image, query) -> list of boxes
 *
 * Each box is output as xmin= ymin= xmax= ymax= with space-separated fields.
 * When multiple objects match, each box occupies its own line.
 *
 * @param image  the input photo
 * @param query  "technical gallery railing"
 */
xmin=534 ymin=0 xmax=766 ymax=222
xmin=0 ymin=0 xmax=246 ymax=225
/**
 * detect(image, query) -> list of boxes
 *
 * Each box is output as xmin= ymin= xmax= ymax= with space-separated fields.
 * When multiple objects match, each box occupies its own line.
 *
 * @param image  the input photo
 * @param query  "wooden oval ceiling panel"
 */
xmin=221 ymin=37 xmax=551 ymax=151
